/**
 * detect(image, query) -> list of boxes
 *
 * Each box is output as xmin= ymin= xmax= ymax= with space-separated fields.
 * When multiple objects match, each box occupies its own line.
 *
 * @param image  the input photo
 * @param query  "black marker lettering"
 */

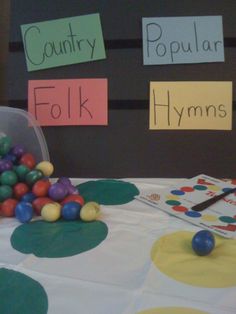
xmin=205 ymin=105 xmax=217 ymax=117
xmin=24 ymin=22 xmax=98 ymax=66
xmin=146 ymin=23 xmax=162 ymax=57
xmin=79 ymin=86 xmax=92 ymax=119
xmin=153 ymin=89 xmax=170 ymax=126
xmin=173 ymin=106 xmax=184 ymax=126
xmin=218 ymin=104 xmax=227 ymax=118
xmin=170 ymin=41 xmax=180 ymax=62
xmin=24 ymin=26 xmax=45 ymax=65
xmin=187 ymin=106 xmax=203 ymax=117
xmin=87 ymin=39 xmax=96 ymax=59
xmin=51 ymin=104 xmax=61 ymax=119
xmin=193 ymin=21 xmax=199 ymax=52
xmin=33 ymin=86 xmax=55 ymax=119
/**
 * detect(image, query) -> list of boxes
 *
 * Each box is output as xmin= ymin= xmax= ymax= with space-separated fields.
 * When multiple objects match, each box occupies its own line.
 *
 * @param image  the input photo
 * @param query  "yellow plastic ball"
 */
xmin=80 ymin=202 xmax=100 ymax=222
xmin=41 ymin=202 xmax=61 ymax=222
xmin=36 ymin=161 xmax=54 ymax=177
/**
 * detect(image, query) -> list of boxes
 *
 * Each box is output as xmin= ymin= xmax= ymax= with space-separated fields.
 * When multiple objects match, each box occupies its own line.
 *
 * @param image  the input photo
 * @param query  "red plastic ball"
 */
xmin=1 ymin=198 xmax=18 ymax=217
xmin=13 ymin=182 xmax=29 ymax=199
xmin=61 ymin=194 xmax=85 ymax=206
xmin=32 ymin=196 xmax=54 ymax=215
xmin=32 ymin=179 xmax=51 ymax=197
xmin=20 ymin=153 xmax=36 ymax=169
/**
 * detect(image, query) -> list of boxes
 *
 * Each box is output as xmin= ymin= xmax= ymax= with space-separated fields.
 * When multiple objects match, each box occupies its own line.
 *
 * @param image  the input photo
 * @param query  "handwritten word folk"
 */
xmin=149 ymin=82 xmax=232 ymax=130
xmin=21 ymin=14 xmax=106 ymax=71
xmin=28 ymin=79 xmax=108 ymax=126
xmin=143 ymin=16 xmax=224 ymax=65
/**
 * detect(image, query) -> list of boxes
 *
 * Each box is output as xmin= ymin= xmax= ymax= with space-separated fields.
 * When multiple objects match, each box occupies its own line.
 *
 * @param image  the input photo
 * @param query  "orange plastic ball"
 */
xmin=61 ymin=194 xmax=85 ymax=206
xmin=1 ymin=198 xmax=18 ymax=217
xmin=32 ymin=197 xmax=54 ymax=215
xmin=13 ymin=182 xmax=29 ymax=199
xmin=32 ymin=179 xmax=51 ymax=197
xmin=20 ymin=153 xmax=36 ymax=169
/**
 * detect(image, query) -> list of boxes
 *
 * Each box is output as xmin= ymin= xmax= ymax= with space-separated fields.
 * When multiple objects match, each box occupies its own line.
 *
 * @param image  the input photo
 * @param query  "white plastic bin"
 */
xmin=0 ymin=106 xmax=49 ymax=162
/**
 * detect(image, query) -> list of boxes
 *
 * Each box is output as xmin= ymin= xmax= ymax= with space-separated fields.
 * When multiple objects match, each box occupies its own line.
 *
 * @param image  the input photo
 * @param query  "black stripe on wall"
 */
xmin=7 ymin=99 xmax=236 ymax=110
xmin=8 ymin=37 xmax=236 ymax=52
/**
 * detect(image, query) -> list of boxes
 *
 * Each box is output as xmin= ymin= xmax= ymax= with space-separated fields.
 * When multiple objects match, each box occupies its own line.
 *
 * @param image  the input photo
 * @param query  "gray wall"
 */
xmin=0 ymin=0 xmax=10 ymax=105
xmin=7 ymin=0 xmax=236 ymax=178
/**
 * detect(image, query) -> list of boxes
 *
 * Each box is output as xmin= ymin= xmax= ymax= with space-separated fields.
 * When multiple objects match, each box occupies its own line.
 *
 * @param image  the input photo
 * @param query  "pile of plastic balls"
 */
xmin=0 ymin=134 xmax=100 ymax=223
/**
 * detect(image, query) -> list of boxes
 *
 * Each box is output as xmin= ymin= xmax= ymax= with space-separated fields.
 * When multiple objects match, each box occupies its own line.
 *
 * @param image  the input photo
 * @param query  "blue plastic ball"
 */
xmin=61 ymin=201 xmax=81 ymax=221
xmin=15 ymin=201 xmax=33 ymax=223
xmin=192 ymin=230 xmax=215 ymax=256
xmin=3 ymin=153 xmax=17 ymax=164
xmin=21 ymin=192 xmax=36 ymax=203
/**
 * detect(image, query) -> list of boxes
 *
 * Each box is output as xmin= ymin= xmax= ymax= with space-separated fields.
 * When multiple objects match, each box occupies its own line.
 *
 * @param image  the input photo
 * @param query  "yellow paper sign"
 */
xmin=149 ymin=82 xmax=232 ymax=130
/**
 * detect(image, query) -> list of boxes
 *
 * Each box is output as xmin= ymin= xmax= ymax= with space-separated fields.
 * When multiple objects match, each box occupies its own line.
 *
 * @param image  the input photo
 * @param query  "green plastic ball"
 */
xmin=25 ymin=169 xmax=44 ymax=185
xmin=0 ymin=185 xmax=13 ymax=201
xmin=0 ymin=170 xmax=18 ymax=186
xmin=14 ymin=164 xmax=30 ymax=181
xmin=0 ymin=136 xmax=12 ymax=155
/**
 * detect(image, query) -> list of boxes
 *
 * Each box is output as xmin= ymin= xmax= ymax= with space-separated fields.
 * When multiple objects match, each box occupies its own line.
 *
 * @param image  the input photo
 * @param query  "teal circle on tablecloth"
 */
xmin=0 ymin=268 xmax=48 ymax=314
xmin=11 ymin=220 xmax=108 ymax=258
xmin=77 ymin=179 xmax=139 ymax=205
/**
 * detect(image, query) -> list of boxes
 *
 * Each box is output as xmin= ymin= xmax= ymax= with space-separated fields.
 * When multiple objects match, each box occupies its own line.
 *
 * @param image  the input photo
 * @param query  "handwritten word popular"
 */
xmin=28 ymin=79 xmax=108 ymax=126
xmin=143 ymin=16 xmax=224 ymax=65
xmin=149 ymin=82 xmax=232 ymax=130
xmin=21 ymin=14 xmax=106 ymax=71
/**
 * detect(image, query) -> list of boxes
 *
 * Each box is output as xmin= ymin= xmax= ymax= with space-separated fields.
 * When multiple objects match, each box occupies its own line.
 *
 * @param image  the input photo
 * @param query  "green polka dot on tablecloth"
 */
xmin=11 ymin=220 xmax=108 ymax=258
xmin=77 ymin=179 xmax=139 ymax=205
xmin=0 ymin=268 xmax=48 ymax=314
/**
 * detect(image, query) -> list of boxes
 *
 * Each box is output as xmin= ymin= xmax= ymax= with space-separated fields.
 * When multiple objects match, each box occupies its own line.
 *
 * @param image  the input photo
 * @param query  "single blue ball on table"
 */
xmin=192 ymin=230 xmax=215 ymax=256
xmin=61 ymin=201 xmax=81 ymax=221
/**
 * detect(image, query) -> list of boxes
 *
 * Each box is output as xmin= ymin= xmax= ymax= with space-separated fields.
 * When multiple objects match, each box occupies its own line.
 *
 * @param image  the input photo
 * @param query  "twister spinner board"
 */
xmin=136 ymin=174 xmax=236 ymax=238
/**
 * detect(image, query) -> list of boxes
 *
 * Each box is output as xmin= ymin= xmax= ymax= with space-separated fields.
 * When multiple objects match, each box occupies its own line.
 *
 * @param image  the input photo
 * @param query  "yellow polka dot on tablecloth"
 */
xmin=151 ymin=231 xmax=236 ymax=288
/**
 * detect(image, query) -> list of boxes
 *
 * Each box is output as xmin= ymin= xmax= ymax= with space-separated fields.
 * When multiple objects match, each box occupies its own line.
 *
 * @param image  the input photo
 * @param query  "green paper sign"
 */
xmin=21 ymin=13 xmax=106 ymax=71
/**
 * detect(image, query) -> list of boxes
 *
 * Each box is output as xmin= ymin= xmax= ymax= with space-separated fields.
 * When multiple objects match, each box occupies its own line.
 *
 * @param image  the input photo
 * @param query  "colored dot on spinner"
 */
xmin=166 ymin=194 xmax=179 ymax=200
xmin=172 ymin=205 xmax=188 ymax=212
xmin=222 ymin=187 xmax=234 ymax=193
xmin=180 ymin=186 xmax=195 ymax=192
xmin=171 ymin=189 xmax=185 ymax=196
xmin=202 ymin=214 xmax=218 ymax=222
xmin=194 ymin=185 xmax=208 ymax=191
xmin=185 ymin=211 xmax=202 ymax=218
xmin=166 ymin=200 xmax=181 ymax=206
xmin=219 ymin=216 xmax=236 ymax=224
xmin=207 ymin=185 xmax=221 ymax=192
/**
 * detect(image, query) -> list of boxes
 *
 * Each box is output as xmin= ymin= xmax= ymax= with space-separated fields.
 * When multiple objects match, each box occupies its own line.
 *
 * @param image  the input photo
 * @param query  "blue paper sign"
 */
xmin=142 ymin=16 xmax=224 ymax=65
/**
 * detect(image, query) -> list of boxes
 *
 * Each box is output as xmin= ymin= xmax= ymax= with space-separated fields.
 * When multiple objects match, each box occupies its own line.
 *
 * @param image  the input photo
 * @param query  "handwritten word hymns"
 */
xmin=28 ymin=79 xmax=108 ymax=126
xmin=149 ymin=82 xmax=232 ymax=130
xmin=21 ymin=14 xmax=106 ymax=71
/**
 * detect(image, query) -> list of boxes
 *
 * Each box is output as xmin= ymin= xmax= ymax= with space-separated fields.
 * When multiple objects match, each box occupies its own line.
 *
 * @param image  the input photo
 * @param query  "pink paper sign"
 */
xmin=28 ymin=79 xmax=108 ymax=126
